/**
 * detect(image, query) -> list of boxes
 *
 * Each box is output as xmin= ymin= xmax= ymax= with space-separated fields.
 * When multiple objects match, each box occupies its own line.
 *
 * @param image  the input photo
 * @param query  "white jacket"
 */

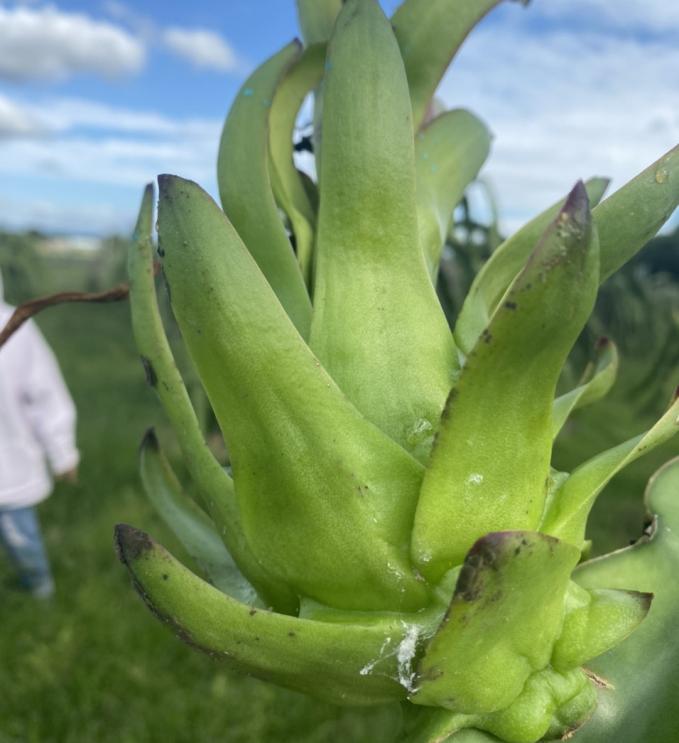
xmin=0 ymin=274 xmax=79 ymax=509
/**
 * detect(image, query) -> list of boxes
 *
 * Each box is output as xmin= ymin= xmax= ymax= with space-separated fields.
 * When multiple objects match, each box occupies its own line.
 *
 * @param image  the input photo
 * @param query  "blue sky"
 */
xmin=0 ymin=0 xmax=677 ymax=236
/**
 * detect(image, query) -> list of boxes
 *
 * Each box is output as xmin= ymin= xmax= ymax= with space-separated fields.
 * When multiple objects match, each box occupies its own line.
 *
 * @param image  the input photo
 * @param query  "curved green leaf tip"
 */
xmin=412 ymin=181 xmax=598 ymax=579
xmin=132 ymin=182 xmax=153 ymax=244
xmin=415 ymin=109 xmax=492 ymax=279
xmin=217 ymin=40 xmax=312 ymax=337
xmin=115 ymin=523 xmax=437 ymax=706
xmin=412 ymin=531 xmax=580 ymax=714
xmin=552 ymin=584 xmax=652 ymax=671
xmin=269 ymin=43 xmax=325 ymax=286
xmin=392 ymin=0 xmax=503 ymax=130
xmin=542 ymin=391 xmax=679 ymax=546
xmin=552 ymin=336 xmax=619 ymax=439
xmin=129 ymin=177 xmax=294 ymax=612
xmin=454 ymin=176 xmax=609 ymax=355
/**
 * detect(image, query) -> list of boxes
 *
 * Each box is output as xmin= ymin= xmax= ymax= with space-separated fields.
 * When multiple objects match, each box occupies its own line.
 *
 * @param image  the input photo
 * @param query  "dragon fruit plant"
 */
xmin=116 ymin=1 xmax=679 ymax=740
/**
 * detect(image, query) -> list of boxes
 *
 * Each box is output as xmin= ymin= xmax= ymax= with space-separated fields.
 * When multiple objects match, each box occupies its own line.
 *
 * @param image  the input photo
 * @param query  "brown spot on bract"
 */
xmin=424 ymin=667 xmax=445 ymax=682
xmin=140 ymin=427 xmax=159 ymax=452
xmin=114 ymin=523 xmax=153 ymax=564
xmin=140 ymin=356 xmax=157 ymax=387
xmin=504 ymin=300 xmax=517 ymax=310
xmin=583 ymin=669 xmax=612 ymax=689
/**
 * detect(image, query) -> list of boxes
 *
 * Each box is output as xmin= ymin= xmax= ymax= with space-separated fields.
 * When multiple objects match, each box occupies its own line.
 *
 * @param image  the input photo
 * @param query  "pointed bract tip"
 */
xmin=114 ymin=523 xmax=154 ymax=565
xmin=157 ymin=174 xmax=175 ymax=194
xmin=467 ymin=529 xmax=515 ymax=555
xmin=466 ymin=530 xmax=558 ymax=559
xmin=557 ymin=180 xmax=592 ymax=237
xmin=563 ymin=179 xmax=590 ymax=213
xmin=133 ymin=183 xmax=155 ymax=241
xmin=158 ymin=173 xmax=193 ymax=198
xmin=638 ymin=591 xmax=654 ymax=610
xmin=140 ymin=427 xmax=159 ymax=453
xmin=157 ymin=174 xmax=204 ymax=202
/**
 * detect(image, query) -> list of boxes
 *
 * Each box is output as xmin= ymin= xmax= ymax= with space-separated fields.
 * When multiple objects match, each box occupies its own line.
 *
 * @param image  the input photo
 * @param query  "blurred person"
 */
xmin=0 ymin=271 xmax=79 ymax=599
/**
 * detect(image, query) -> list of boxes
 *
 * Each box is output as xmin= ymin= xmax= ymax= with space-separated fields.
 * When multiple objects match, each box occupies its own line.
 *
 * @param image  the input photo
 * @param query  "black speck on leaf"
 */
xmin=140 ymin=356 xmax=157 ymax=387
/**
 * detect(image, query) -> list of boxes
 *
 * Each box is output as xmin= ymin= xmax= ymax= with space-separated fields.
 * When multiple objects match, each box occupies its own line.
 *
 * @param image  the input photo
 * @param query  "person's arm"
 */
xmin=20 ymin=321 xmax=80 ymax=479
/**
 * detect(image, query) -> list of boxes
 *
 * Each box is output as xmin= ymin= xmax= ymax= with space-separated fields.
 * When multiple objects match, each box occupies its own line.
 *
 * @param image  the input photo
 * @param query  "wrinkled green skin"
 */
xmin=117 ymin=1 xmax=679 ymax=741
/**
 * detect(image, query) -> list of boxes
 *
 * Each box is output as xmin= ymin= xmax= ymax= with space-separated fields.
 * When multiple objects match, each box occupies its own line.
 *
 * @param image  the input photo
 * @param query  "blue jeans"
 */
xmin=0 ymin=506 xmax=54 ymax=598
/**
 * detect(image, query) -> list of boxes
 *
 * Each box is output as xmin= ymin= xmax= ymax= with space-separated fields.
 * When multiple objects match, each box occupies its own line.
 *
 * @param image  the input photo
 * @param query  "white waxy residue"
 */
xmin=466 ymin=472 xmax=484 ymax=486
xmin=396 ymin=624 xmax=420 ymax=692
xmin=359 ymin=636 xmax=392 ymax=676
xmin=358 ymin=625 xmax=423 ymax=692
xmin=418 ymin=549 xmax=432 ymax=564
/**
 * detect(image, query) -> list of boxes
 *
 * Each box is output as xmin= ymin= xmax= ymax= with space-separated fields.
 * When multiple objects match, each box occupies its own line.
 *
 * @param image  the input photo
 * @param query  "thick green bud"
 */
xmin=115 ymin=2 xmax=679 ymax=741
xmin=310 ymin=0 xmax=456 ymax=462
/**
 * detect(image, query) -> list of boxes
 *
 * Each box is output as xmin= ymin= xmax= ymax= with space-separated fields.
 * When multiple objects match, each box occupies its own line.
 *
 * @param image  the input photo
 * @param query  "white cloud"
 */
xmin=162 ymin=27 xmax=243 ymax=73
xmin=0 ymin=192 xmax=133 ymax=235
xmin=0 ymin=93 xmax=219 ymax=198
xmin=1 ymin=0 xmax=677 ymax=237
xmin=101 ymin=2 xmax=246 ymax=74
xmin=0 ymin=4 xmax=144 ymax=81
xmin=0 ymin=91 xmax=221 ymax=141
xmin=0 ymin=134 xmax=216 ymax=188
xmin=534 ymin=0 xmax=679 ymax=35
xmin=101 ymin=0 xmax=155 ymax=39
xmin=438 ymin=4 xmax=679 ymax=234
xmin=0 ymin=93 xmax=221 ymax=234
xmin=0 ymin=93 xmax=44 ymax=137
xmin=17 ymin=96 xmax=220 ymax=139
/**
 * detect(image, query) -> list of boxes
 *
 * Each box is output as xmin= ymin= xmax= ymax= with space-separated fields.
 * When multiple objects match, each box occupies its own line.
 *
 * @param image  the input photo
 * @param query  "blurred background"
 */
xmin=0 ymin=1 xmax=678 ymax=741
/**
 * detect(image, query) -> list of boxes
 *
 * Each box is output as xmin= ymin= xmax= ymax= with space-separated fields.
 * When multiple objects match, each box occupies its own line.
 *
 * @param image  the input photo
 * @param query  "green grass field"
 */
xmin=0 ymin=256 xmax=676 ymax=742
